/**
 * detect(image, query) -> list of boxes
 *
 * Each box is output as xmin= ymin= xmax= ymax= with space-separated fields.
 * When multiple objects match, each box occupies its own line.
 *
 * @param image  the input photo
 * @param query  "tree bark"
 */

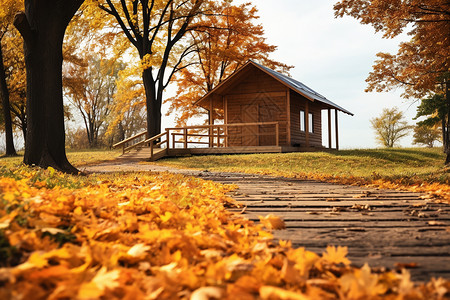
xmin=0 ymin=43 xmax=17 ymax=156
xmin=143 ymin=68 xmax=162 ymax=139
xmin=14 ymin=0 xmax=84 ymax=173
xmin=445 ymin=79 xmax=450 ymax=165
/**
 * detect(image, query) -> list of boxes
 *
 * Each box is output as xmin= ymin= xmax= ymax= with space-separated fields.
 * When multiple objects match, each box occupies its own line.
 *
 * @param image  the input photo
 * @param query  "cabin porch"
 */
xmin=112 ymin=121 xmax=333 ymax=161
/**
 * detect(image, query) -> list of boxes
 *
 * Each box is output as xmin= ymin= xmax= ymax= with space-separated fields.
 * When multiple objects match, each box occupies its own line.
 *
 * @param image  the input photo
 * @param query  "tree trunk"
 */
xmin=445 ymin=79 xmax=450 ymax=165
xmin=143 ymin=68 xmax=161 ymax=139
xmin=0 ymin=43 xmax=17 ymax=156
xmin=14 ymin=0 xmax=84 ymax=174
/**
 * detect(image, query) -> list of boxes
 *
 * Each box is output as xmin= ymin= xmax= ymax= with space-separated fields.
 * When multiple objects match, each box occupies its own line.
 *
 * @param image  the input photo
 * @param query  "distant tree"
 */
xmin=64 ymin=57 xmax=124 ymax=148
xmin=0 ymin=0 xmax=22 ymax=156
xmin=414 ymin=93 xmax=447 ymax=149
xmin=105 ymin=62 xmax=147 ymax=146
xmin=334 ymin=0 xmax=450 ymax=163
xmin=412 ymin=124 xmax=441 ymax=148
xmin=370 ymin=107 xmax=411 ymax=147
xmin=3 ymin=30 xmax=27 ymax=142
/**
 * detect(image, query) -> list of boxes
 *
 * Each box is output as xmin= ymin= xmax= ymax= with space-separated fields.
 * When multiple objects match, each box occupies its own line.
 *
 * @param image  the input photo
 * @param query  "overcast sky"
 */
xmin=164 ymin=0 xmax=421 ymax=149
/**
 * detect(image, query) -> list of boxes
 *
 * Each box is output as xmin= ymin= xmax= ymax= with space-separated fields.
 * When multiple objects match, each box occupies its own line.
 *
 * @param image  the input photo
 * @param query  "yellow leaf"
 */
xmin=160 ymin=211 xmax=172 ymax=223
xmin=92 ymin=267 xmax=120 ymax=290
xmin=0 ymin=211 xmax=18 ymax=229
xmin=73 ymin=206 xmax=83 ymax=216
xmin=127 ymin=243 xmax=150 ymax=257
xmin=15 ymin=252 xmax=48 ymax=272
xmin=259 ymin=286 xmax=309 ymax=300
xmin=339 ymin=264 xmax=387 ymax=298
xmin=48 ymin=167 xmax=56 ymax=176
xmin=79 ymin=267 xmax=121 ymax=298
xmin=259 ymin=214 xmax=286 ymax=230
xmin=281 ymin=258 xmax=302 ymax=284
xmin=78 ymin=282 xmax=103 ymax=299
xmin=322 ymin=246 xmax=351 ymax=266
xmin=3 ymin=192 xmax=15 ymax=202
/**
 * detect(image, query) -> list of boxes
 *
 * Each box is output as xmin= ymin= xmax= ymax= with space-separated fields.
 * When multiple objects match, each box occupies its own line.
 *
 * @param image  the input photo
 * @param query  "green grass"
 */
xmin=0 ymin=149 xmax=121 ymax=169
xmin=156 ymin=147 xmax=449 ymax=184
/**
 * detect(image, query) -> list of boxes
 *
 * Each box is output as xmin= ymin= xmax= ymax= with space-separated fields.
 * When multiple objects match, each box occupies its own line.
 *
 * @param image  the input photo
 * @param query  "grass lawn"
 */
xmin=156 ymin=147 xmax=450 ymax=199
xmin=0 ymin=148 xmax=121 ymax=169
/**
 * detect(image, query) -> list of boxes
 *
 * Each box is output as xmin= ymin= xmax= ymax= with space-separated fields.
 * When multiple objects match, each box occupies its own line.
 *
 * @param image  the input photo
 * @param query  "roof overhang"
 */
xmin=194 ymin=60 xmax=354 ymax=116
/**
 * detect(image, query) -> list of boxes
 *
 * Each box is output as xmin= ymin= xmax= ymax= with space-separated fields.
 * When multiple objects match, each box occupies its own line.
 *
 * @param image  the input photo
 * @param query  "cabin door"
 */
xmin=259 ymin=104 xmax=277 ymax=146
xmin=241 ymin=104 xmax=258 ymax=146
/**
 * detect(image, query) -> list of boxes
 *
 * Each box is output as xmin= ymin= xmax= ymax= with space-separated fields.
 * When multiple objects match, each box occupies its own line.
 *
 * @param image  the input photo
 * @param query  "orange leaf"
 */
xmin=259 ymin=214 xmax=286 ymax=230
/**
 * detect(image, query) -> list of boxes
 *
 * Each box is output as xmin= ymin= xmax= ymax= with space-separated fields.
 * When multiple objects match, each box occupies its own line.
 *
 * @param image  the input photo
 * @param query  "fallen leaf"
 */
xmin=190 ymin=286 xmax=224 ymax=300
xmin=259 ymin=286 xmax=309 ymax=300
xmin=394 ymin=262 xmax=419 ymax=269
xmin=428 ymin=221 xmax=447 ymax=226
xmin=92 ymin=267 xmax=120 ymax=291
xmin=127 ymin=243 xmax=150 ymax=257
xmin=322 ymin=246 xmax=351 ymax=266
xmin=259 ymin=214 xmax=286 ymax=230
xmin=40 ymin=227 xmax=66 ymax=235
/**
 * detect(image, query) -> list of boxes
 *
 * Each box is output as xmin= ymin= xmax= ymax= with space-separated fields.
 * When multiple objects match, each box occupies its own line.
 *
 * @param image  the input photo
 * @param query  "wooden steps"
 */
xmin=118 ymin=147 xmax=168 ymax=161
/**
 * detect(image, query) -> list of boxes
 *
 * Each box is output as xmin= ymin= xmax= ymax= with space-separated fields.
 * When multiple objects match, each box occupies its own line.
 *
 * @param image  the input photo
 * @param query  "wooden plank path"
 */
xmin=195 ymin=171 xmax=450 ymax=282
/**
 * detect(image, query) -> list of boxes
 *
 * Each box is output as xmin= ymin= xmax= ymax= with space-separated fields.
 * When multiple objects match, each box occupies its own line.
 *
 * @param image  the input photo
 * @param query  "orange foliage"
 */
xmin=334 ymin=0 xmax=449 ymax=99
xmin=0 ymin=167 xmax=448 ymax=299
xmin=166 ymin=1 xmax=292 ymax=126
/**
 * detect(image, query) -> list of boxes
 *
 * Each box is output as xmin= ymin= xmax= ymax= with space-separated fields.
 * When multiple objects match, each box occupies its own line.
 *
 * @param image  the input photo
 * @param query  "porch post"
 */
xmin=305 ymin=101 xmax=310 ymax=148
xmin=328 ymin=108 xmax=332 ymax=149
xmin=335 ymin=109 xmax=339 ymax=150
xmin=224 ymin=96 xmax=228 ymax=147
xmin=209 ymin=98 xmax=214 ymax=147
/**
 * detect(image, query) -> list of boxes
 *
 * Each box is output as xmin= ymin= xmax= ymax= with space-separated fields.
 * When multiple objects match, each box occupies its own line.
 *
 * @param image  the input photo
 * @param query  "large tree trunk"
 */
xmin=14 ymin=0 xmax=84 ymax=173
xmin=143 ymin=68 xmax=162 ymax=139
xmin=0 ymin=43 xmax=17 ymax=156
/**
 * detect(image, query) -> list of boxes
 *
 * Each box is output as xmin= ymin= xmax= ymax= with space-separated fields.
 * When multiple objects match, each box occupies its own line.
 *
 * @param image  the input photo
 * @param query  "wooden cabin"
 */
xmin=194 ymin=60 xmax=353 ymax=150
xmin=113 ymin=61 xmax=353 ymax=160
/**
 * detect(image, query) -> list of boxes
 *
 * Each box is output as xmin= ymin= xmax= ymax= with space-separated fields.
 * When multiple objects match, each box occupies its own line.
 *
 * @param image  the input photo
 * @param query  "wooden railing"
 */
xmin=112 ymin=131 xmax=147 ymax=154
xmin=113 ymin=122 xmax=279 ymax=159
xmin=166 ymin=122 xmax=279 ymax=149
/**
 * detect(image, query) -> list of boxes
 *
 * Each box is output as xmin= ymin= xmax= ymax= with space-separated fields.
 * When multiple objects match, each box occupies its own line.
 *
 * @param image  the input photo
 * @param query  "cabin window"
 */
xmin=300 ymin=110 xmax=305 ymax=131
xmin=308 ymin=113 xmax=314 ymax=133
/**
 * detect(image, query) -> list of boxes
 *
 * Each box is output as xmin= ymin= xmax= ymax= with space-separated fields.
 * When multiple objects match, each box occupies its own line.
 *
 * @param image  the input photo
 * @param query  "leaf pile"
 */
xmin=0 ymin=166 xmax=449 ymax=299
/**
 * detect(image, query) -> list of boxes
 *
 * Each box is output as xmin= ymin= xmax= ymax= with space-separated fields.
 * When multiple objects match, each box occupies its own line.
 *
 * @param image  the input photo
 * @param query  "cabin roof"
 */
xmin=194 ymin=60 xmax=354 ymax=116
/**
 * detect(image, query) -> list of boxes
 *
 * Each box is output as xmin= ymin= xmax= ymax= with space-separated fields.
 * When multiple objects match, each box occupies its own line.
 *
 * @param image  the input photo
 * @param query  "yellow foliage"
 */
xmin=0 ymin=166 xmax=448 ymax=299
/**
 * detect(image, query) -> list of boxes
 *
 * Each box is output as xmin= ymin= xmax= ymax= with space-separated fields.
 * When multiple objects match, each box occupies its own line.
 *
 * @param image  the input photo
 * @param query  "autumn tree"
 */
xmin=14 ymin=0 xmax=85 ymax=173
xmin=0 ymin=0 xmax=22 ymax=156
xmin=105 ymin=63 xmax=147 ymax=145
xmin=370 ymin=107 xmax=411 ymax=148
xmin=414 ymin=93 xmax=447 ymax=149
xmin=64 ymin=57 xmax=124 ymax=148
xmin=334 ymin=0 xmax=450 ymax=162
xmin=166 ymin=1 xmax=292 ymax=126
xmin=3 ymin=30 xmax=26 ymax=142
xmin=63 ymin=7 xmax=128 ymax=148
xmin=412 ymin=124 xmax=441 ymax=148
xmin=92 ymin=0 xmax=208 ymax=138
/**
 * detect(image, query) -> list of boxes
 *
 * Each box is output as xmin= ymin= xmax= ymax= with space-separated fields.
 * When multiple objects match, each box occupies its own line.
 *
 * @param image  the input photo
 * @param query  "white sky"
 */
xmin=163 ymin=0 xmax=421 ymax=149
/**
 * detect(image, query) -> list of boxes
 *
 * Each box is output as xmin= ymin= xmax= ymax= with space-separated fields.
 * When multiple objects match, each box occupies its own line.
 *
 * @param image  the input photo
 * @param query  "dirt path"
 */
xmin=84 ymin=160 xmax=450 ymax=282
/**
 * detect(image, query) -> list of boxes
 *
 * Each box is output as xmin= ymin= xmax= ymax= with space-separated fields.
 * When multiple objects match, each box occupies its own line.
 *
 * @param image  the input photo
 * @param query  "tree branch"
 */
xmin=13 ymin=12 xmax=33 ymax=46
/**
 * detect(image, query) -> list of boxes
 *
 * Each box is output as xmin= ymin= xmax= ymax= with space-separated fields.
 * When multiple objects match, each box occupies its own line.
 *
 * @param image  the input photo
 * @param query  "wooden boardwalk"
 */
xmin=196 ymin=171 xmax=450 ymax=282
